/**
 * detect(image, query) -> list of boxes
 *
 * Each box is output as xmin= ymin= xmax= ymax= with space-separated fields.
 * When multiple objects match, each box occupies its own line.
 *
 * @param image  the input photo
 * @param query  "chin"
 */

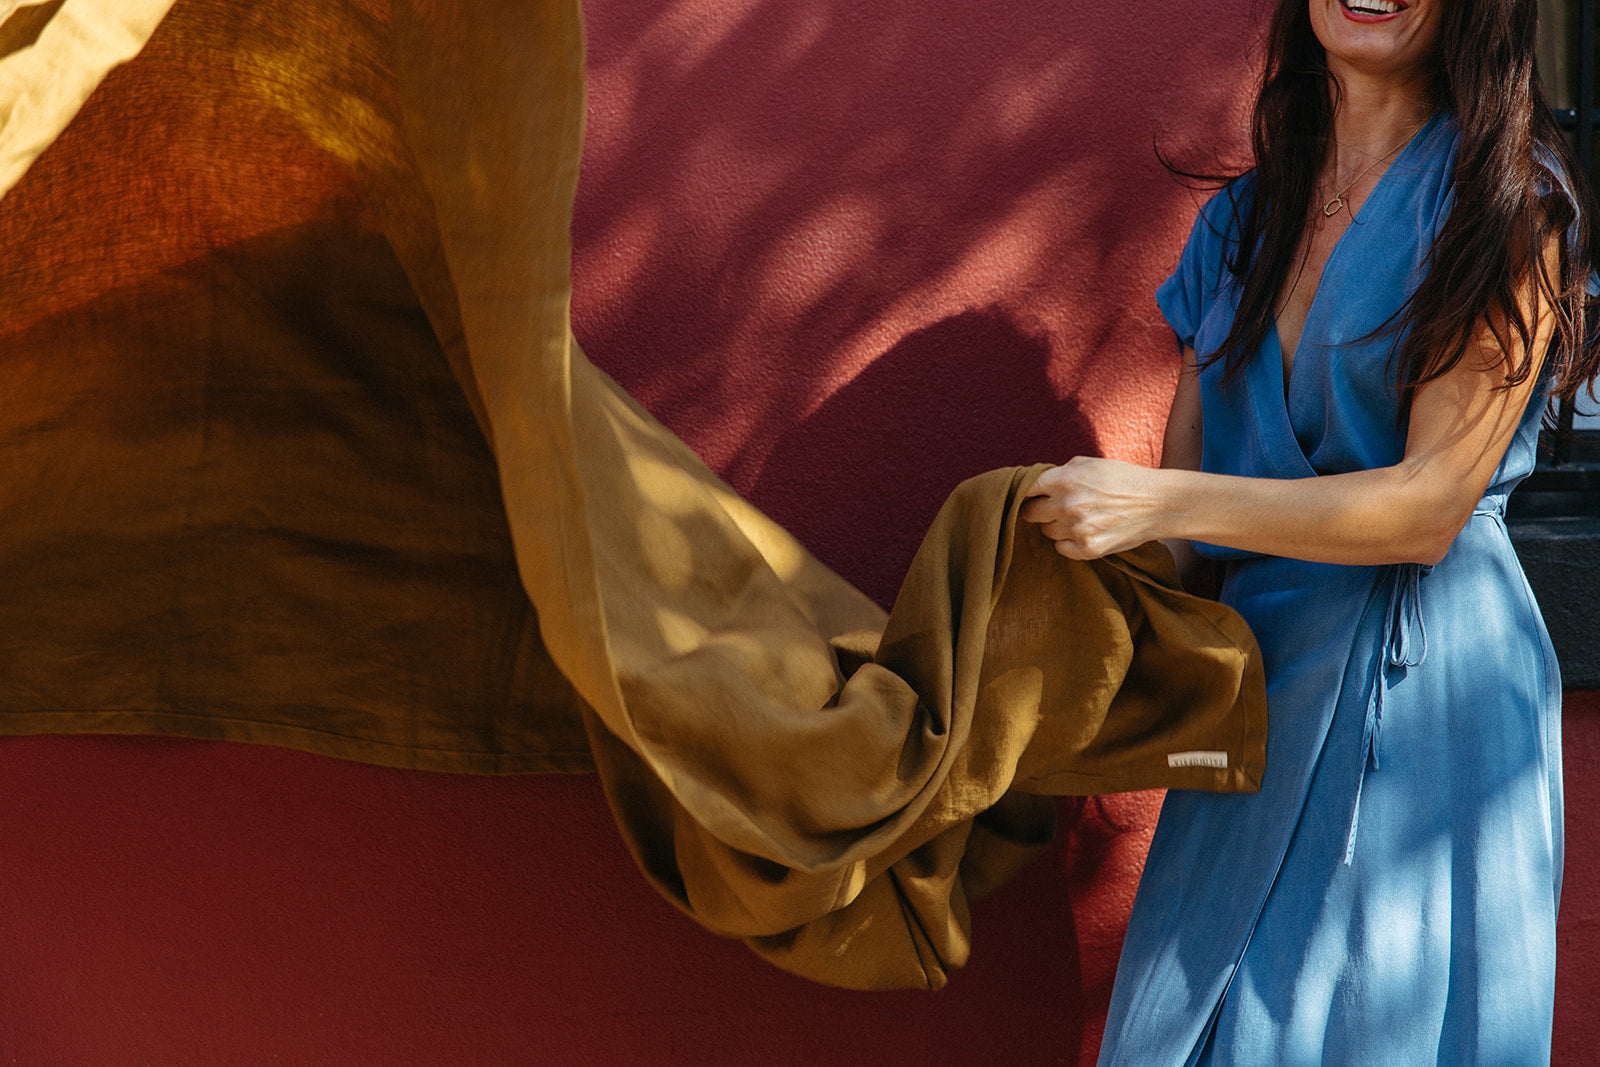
xmin=1310 ymin=0 xmax=1442 ymax=82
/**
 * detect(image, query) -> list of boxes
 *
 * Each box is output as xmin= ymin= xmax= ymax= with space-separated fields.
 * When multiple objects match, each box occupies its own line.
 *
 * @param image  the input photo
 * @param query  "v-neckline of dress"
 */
xmin=1267 ymin=111 xmax=1446 ymax=391
xmin=1260 ymin=112 xmax=1442 ymax=476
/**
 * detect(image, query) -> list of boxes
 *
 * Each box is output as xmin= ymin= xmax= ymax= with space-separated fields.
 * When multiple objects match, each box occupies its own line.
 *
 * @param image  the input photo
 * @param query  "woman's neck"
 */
xmin=1326 ymin=64 xmax=1435 ymax=164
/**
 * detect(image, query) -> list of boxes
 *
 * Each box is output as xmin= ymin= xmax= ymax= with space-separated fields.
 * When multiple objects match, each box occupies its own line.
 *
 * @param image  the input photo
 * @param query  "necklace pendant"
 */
xmin=1322 ymin=195 xmax=1346 ymax=217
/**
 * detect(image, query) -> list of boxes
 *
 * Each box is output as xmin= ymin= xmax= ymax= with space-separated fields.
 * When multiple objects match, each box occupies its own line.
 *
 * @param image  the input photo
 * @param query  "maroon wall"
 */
xmin=1559 ymin=690 xmax=1600 ymax=1062
xmin=571 ymin=0 xmax=1256 ymax=605
xmin=1 ymin=1 xmax=1595 ymax=1062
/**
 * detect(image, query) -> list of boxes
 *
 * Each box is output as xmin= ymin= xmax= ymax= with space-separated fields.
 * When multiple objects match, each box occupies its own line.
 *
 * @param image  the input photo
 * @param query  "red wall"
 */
xmin=1559 ymin=690 xmax=1600 ymax=1062
xmin=571 ymin=0 xmax=1257 ymax=605
xmin=1 ymin=1 xmax=1595 ymax=1062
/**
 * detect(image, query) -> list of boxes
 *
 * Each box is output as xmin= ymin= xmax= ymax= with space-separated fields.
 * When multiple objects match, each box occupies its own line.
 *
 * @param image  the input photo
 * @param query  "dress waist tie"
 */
xmin=1340 ymin=502 xmax=1500 ymax=864
xmin=1344 ymin=560 xmax=1430 ymax=865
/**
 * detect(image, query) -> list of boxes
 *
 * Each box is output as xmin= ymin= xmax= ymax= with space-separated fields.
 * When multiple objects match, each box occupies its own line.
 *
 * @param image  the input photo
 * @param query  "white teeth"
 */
xmin=1346 ymin=0 xmax=1402 ymax=12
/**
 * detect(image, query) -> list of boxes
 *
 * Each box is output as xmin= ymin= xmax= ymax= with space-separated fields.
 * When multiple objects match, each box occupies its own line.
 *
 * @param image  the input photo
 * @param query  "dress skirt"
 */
xmin=1098 ymin=508 xmax=1563 ymax=1065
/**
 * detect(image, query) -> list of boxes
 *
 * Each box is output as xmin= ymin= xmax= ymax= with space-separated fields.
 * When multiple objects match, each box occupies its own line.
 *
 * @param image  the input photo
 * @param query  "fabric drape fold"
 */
xmin=390 ymin=0 xmax=1268 ymax=987
xmin=0 ymin=0 xmax=1268 ymax=988
xmin=0 ymin=0 xmax=177 ymax=197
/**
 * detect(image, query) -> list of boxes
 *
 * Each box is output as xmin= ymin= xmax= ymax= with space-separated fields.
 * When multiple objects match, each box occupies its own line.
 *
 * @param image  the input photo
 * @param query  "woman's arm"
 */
xmin=1022 ymin=255 xmax=1558 ymax=567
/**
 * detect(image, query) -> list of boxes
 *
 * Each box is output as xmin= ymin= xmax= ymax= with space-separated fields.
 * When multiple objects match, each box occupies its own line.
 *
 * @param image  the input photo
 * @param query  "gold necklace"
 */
xmin=1320 ymin=125 xmax=1424 ymax=217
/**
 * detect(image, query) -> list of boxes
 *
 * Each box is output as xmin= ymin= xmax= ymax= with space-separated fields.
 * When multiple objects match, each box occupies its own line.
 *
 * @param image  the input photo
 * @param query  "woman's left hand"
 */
xmin=1019 ymin=456 xmax=1164 ymax=559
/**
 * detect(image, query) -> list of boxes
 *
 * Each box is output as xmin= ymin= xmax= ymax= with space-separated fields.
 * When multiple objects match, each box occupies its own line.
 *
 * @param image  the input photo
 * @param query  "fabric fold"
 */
xmin=0 ymin=0 xmax=177 ymax=199
xmin=386 ymin=0 xmax=1267 ymax=985
xmin=1 ymin=0 xmax=1269 ymax=989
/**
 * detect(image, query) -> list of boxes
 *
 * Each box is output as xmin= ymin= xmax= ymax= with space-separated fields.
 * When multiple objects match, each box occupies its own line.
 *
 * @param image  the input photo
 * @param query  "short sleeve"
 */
xmin=1534 ymin=143 xmax=1574 ymax=210
xmin=1533 ymin=145 xmax=1599 ymax=282
xmin=1154 ymin=184 xmax=1243 ymax=351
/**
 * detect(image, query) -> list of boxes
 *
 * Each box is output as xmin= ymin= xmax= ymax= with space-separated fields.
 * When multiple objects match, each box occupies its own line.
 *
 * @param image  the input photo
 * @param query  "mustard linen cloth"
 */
xmin=0 ymin=0 xmax=1265 ymax=988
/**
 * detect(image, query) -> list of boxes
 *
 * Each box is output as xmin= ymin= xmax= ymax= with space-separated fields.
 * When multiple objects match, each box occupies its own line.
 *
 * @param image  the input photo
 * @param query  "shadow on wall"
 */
xmin=759 ymin=307 xmax=1096 ymax=605
xmin=570 ymin=0 xmax=1257 ymax=604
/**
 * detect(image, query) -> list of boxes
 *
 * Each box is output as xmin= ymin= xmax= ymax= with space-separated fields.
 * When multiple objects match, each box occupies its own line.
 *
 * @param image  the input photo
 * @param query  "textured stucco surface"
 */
xmin=571 ymin=0 xmax=1258 ymax=606
xmin=0 ymin=735 xmax=1166 ymax=1063
xmin=1557 ymin=691 xmax=1600 ymax=1065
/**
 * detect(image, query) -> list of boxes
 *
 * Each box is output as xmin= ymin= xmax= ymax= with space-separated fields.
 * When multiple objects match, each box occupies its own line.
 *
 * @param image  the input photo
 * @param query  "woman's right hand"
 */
xmin=1019 ymin=456 xmax=1167 ymax=560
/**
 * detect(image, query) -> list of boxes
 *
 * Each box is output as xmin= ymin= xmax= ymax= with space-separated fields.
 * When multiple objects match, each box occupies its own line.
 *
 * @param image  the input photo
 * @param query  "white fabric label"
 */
xmin=1166 ymin=750 xmax=1228 ymax=769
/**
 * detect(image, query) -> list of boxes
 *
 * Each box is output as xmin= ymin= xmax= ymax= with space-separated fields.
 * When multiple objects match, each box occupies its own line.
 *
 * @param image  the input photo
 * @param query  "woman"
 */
xmin=1021 ymin=0 xmax=1598 ymax=1061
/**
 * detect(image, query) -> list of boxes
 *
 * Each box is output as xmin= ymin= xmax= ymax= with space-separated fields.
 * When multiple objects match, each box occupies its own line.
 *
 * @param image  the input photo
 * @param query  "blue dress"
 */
xmin=1098 ymin=113 xmax=1564 ymax=1065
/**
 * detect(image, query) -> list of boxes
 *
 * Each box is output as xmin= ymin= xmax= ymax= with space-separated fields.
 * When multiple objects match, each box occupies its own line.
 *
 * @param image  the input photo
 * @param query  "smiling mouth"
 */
xmin=1343 ymin=0 xmax=1406 ymax=14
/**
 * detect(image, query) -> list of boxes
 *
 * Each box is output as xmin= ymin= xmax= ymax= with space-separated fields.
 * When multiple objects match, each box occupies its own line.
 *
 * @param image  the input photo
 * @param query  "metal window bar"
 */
xmin=1550 ymin=0 xmax=1596 ymax=465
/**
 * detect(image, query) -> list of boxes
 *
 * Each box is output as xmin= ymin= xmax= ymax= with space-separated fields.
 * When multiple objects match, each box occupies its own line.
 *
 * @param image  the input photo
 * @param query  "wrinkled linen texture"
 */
xmin=0 ymin=0 xmax=1268 ymax=989
xmin=1100 ymin=112 xmax=1564 ymax=1064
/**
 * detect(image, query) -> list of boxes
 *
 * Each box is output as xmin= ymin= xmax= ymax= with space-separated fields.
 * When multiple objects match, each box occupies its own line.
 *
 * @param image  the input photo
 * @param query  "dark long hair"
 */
xmin=1204 ymin=0 xmax=1600 ymax=418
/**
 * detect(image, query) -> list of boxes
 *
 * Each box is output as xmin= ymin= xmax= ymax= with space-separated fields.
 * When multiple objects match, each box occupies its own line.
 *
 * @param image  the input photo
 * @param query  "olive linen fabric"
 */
xmin=0 ymin=0 xmax=177 ymax=194
xmin=589 ymin=465 xmax=1269 ymax=989
xmin=0 ymin=0 xmax=1266 ymax=988
xmin=0 ymin=0 xmax=598 ymax=772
